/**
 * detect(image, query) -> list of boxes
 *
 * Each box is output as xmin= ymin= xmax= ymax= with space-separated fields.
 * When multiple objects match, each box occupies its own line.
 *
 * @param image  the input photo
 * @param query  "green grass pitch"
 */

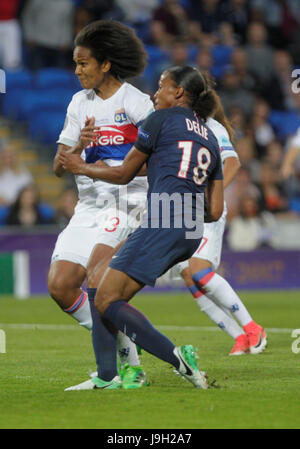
xmin=0 ymin=290 xmax=300 ymax=429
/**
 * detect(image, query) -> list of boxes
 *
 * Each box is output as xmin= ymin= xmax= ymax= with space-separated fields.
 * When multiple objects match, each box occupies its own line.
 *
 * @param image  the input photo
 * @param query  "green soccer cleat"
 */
xmin=173 ymin=345 xmax=209 ymax=389
xmin=64 ymin=375 xmax=122 ymax=391
xmin=121 ymin=363 xmax=150 ymax=390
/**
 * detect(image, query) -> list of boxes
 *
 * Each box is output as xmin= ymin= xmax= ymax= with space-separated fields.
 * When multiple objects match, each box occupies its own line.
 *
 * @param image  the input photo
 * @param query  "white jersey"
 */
xmin=206 ymin=117 xmax=237 ymax=164
xmin=57 ymin=82 xmax=154 ymax=226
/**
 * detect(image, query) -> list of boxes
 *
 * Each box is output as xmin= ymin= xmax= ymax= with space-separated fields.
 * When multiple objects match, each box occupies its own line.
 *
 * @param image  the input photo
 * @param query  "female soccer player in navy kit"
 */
xmin=60 ymin=66 xmax=224 ymax=389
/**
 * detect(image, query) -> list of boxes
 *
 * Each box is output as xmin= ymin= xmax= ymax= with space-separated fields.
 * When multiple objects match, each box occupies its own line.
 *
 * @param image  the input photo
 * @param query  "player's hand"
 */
xmin=94 ymin=160 xmax=108 ymax=168
xmin=78 ymin=116 xmax=100 ymax=149
xmin=58 ymin=151 xmax=85 ymax=175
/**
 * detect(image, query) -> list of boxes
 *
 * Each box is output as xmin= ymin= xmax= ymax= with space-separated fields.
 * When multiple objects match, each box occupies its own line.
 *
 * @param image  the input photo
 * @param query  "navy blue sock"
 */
xmin=87 ymin=288 xmax=118 ymax=381
xmin=103 ymin=300 xmax=179 ymax=369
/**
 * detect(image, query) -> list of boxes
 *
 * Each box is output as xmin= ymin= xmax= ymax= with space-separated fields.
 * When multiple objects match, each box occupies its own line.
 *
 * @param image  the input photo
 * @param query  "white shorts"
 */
xmin=51 ymin=202 xmax=145 ymax=269
xmin=163 ymin=209 xmax=227 ymax=282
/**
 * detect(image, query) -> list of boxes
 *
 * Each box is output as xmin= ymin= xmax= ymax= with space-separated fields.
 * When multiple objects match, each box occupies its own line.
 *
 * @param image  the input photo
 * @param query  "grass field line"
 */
xmin=0 ymin=322 xmax=295 ymax=334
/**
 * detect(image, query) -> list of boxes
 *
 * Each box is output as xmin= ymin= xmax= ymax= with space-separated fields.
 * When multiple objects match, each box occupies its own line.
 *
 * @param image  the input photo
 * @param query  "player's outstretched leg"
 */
xmin=191 ymin=266 xmax=267 ymax=354
xmin=180 ymin=266 xmax=249 ymax=355
xmin=102 ymin=299 xmax=209 ymax=389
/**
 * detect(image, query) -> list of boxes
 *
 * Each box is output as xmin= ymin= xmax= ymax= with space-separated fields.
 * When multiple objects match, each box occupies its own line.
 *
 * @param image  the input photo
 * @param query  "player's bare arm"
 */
xmin=222 ymin=156 xmax=241 ymax=189
xmin=205 ymin=178 xmax=224 ymax=222
xmin=59 ymin=146 xmax=148 ymax=185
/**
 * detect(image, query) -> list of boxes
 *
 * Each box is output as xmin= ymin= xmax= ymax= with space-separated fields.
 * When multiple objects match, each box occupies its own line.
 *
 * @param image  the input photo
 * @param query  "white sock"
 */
xmin=63 ymin=290 xmax=92 ymax=330
xmin=117 ymin=332 xmax=140 ymax=366
xmin=194 ymin=271 xmax=252 ymax=327
xmin=195 ymin=292 xmax=244 ymax=339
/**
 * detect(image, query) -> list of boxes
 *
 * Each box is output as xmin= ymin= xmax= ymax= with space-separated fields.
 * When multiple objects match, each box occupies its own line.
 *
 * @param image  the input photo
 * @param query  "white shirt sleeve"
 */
xmin=126 ymin=92 xmax=154 ymax=127
xmin=57 ymin=95 xmax=81 ymax=147
xmin=206 ymin=117 xmax=238 ymax=164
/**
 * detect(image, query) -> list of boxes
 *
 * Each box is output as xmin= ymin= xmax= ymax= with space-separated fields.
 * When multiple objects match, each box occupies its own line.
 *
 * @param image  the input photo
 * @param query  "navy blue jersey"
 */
xmin=110 ymin=107 xmax=223 ymax=286
xmin=135 ymin=107 xmax=223 ymax=195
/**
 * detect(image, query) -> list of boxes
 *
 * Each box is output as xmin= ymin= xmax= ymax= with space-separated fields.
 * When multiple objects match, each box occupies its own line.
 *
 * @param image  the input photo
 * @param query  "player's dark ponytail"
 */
xmin=167 ymin=66 xmax=217 ymax=122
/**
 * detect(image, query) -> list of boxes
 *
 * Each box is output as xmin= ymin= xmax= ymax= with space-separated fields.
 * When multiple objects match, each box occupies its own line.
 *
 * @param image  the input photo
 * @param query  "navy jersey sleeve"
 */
xmin=135 ymin=111 xmax=164 ymax=155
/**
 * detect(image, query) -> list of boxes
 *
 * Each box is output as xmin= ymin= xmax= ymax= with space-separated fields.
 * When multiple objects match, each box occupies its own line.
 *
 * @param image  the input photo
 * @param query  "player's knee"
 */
xmin=47 ymin=274 xmax=66 ymax=301
xmin=47 ymin=268 xmax=75 ymax=301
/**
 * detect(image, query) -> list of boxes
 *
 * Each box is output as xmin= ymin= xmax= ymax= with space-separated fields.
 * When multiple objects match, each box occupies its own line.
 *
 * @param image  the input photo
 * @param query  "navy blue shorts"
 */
xmin=109 ymin=225 xmax=201 ymax=287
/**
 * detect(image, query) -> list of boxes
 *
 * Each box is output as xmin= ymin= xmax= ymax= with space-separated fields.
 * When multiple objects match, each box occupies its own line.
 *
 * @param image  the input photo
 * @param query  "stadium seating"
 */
xmin=212 ymin=45 xmax=233 ymax=67
xmin=28 ymin=109 xmax=66 ymax=145
xmin=5 ymin=69 xmax=33 ymax=90
xmin=34 ymin=67 xmax=78 ymax=90
xmin=2 ymin=87 xmax=75 ymax=121
xmin=268 ymin=110 xmax=300 ymax=140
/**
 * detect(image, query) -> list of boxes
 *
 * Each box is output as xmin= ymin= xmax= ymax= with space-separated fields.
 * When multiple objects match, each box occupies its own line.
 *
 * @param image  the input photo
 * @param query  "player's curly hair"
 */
xmin=167 ymin=66 xmax=220 ymax=122
xmin=74 ymin=20 xmax=147 ymax=80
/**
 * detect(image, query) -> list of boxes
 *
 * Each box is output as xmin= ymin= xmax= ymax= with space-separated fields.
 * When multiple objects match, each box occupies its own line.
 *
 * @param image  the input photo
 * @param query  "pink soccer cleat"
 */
xmin=229 ymin=334 xmax=249 ymax=356
xmin=244 ymin=321 xmax=267 ymax=354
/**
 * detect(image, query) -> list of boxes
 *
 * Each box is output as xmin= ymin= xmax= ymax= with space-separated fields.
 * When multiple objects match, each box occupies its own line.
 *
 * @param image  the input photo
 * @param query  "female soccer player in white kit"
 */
xmin=47 ymin=20 xmax=154 ymax=386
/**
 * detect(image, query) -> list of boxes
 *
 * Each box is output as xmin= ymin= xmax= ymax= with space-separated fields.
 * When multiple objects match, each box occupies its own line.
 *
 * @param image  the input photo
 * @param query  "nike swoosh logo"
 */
xmin=178 ymin=353 xmax=193 ymax=376
xmin=94 ymin=382 xmax=114 ymax=389
xmin=254 ymin=334 xmax=262 ymax=348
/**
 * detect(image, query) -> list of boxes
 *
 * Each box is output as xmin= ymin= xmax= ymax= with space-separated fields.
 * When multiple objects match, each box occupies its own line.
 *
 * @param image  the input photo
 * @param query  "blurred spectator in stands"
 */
xmin=77 ymin=0 xmax=124 ymax=22
xmin=230 ymin=47 xmax=261 ymax=94
xmin=0 ymin=145 xmax=33 ymax=206
xmin=250 ymin=0 xmax=284 ymax=48
xmin=73 ymin=6 xmax=94 ymax=36
xmin=186 ymin=0 xmax=223 ymax=37
xmin=55 ymin=187 xmax=78 ymax=227
xmin=250 ymin=99 xmax=275 ymax=157
xmin=217 ymin=22 xmax=238 ymax=47
xmin=227 ymin=193 xmax=278 ymax=250
xmin=195 ymin=47 xmax=214 ymax=75
xmin=281 ymin=0 xmax=300 ymax=46
xmin=263 ymin=140 xmax=285 ymax=172
xmin=0 ymin=0 xmax=22 ymax=69
xmin=264 ymin=50 xmax=296 ymax=111
xmin=258 ymin=161 xmax=288 ymax=214
xmin=220 ymin=0 xmax=250 ymax=44
xmin=5 ymin=184 xmax=55 ymax=226
xmin=228 ymin=105 xmax=246 ymax=140
xmin=186 ymin=19 xmax=202 ymax=46
xmin=234 ymin=136 xmax=261 ymax=183
xmin=116 ymin=0 xmax=158 ymax=41
xmin=150 ymin=40 xmax=192 ymax=92
xmin=218 ymin=67 xmax=256 ymax=118
xmin=21 ymin=0 xmax=75 ymax=70
xmin=224 ymin=167 xmax=261 ymax=220
xmin=151 ymin=0 xmax=190 ymax=44
xmin=244 ymin=22 xmax=274 ymax=85
xmin=251 ymin=1 xmax=300 ymax=48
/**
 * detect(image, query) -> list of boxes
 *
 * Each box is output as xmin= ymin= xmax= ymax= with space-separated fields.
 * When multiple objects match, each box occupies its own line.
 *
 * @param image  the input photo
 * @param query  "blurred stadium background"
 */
xmin=1 ymin=0 xmax=300 ymax=298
